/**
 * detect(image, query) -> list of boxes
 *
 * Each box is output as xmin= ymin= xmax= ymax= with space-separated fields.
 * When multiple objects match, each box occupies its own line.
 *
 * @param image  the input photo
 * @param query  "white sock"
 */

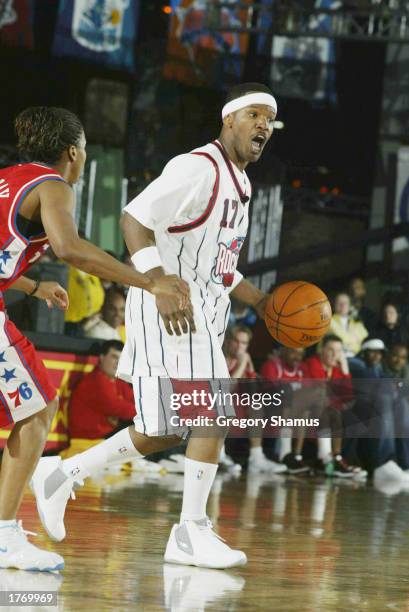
xmin=279 ymin=428 xmax=293 ymax=461
xmin=318 ymin=436 xmax=332 ymax=464
xmin=180 ymin=458 xmax=218 ymax=522
xmin=249 ymin=445 xmax=263 ymax=460
xmin=62 ymin=428 xmax=144 ymax=480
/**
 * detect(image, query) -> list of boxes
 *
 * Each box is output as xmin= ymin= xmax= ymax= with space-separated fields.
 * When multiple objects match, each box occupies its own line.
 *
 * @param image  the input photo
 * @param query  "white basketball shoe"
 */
xmin=0 ymin=521 xmax=64 ymax=571
xmin=164 ymin=518 xmax=247 ymax=569
xmin=248 ymin=453 xmax=287 ymax=474
xmin=30 ymin=456 xmax=83 ymax=542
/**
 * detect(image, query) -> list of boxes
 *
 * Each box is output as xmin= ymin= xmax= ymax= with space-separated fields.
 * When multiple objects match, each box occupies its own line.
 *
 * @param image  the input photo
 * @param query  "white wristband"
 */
xmin=131 ymin=247 xmax=163 ymax=273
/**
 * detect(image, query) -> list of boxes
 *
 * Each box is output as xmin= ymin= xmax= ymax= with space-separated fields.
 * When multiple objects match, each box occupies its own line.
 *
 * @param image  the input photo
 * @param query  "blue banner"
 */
xmin=257 ymin=0 xmax=339 ymax=105
xmin=52 ymin=0 xmax=139 ymax=72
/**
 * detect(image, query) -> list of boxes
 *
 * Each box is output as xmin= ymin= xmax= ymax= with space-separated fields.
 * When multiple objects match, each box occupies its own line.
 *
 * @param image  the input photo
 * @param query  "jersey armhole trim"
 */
xmin=167 ymin=152 xmax=220 ymax=234
xmin=8 ymin=175 xmax=66 ymax=244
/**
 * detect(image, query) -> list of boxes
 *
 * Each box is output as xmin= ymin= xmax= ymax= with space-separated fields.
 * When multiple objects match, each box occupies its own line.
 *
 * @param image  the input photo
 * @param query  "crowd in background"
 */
xmin=9 ymin=258 xmax=409 ymax=485
xmin=224 ymin=276 xmax=409 ymax=485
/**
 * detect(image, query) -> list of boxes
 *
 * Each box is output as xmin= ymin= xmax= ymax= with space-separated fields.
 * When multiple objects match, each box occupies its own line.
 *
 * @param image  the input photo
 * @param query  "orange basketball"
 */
xmin=265 ymin=281 xmax=332 ymax=348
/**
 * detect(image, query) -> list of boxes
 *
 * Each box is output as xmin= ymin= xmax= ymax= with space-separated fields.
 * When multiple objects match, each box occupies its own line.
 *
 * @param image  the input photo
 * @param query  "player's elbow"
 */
xmin=52 ymin=238 xmax=84 ymax=266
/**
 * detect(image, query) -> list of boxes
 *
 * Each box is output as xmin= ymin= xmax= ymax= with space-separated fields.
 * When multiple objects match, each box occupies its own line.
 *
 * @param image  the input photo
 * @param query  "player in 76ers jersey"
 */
xmin=0 ymin=107 xmax=188 ymax=572
xmin=33 ymin=83 xmax=277 ymax=569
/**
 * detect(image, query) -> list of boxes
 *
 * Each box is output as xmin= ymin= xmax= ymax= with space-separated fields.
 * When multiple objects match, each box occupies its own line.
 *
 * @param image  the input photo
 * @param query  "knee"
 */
xmin=130 ymin=427 xmax=180 ymax=455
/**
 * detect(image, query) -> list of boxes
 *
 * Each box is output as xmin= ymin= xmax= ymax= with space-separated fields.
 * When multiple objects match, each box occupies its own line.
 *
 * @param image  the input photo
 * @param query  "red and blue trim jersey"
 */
xmin=0 ymin=162 xmax=65 ymax=292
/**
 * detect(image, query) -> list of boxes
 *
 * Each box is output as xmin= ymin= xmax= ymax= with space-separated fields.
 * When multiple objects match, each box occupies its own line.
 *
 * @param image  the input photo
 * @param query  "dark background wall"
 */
xmin=0 ymin=1 xmax=386 ymax=196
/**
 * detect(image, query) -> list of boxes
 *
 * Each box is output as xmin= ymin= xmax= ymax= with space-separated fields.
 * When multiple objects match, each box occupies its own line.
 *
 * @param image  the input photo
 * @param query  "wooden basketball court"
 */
xmin=5 ymin=470 xmax=409 ymax=611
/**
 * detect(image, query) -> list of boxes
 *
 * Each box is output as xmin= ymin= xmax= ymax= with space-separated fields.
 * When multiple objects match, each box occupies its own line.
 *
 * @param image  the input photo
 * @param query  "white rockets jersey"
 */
xmin=124 ymin=139 xmax=251 ymax=306
xmin=118 ymin=140 xmax=252 ymax=385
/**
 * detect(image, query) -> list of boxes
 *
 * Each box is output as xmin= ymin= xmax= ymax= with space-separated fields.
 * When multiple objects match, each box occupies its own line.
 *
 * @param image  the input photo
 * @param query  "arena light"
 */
xmin=162 ymin=5 xmax=172 ymax=14
xmin=274 ymin=120 xmax=285 ymax=130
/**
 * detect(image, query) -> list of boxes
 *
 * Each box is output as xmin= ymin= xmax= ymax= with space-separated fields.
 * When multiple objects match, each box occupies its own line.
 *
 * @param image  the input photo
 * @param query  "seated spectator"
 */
xmin=64 ymin=266 xmax=105 ymax=336
xmin=260 ymin=346 xmax=310 ymax=474
xmin=349 ymin=338 xmax=386 ymax=378
xmin=228 ymin=298 xmax=257 ymax=328
xmin=224 ymin=325 xmax=285 ymax=474
xmin=83 ymin=286 xmax=126 ymax=341
xmin=373 ymin=302 xmax=409 ymax=350
xmin=225 ymin=324 xmax=257 ymax=380
xmin=69 ymin=340 xmax=134 ymax=439
xmin=348 ymin=277 xmax=377 ymax=332
xmin=362 ymin=343 xmax=409 ymax=483
xmin=383 ymin=343 xmax=409 ymax=380
xmin=303 ymin=334 xmax=365 ymax=477
xmin=328 ymin=292 xmax=368 ymax=357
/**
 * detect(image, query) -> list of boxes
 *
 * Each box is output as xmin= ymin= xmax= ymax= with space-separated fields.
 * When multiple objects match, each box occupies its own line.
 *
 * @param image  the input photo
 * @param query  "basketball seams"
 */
xmin=266 ymin=281 xmax=332 ymax=348
xmin=276 ymin=298 xmax=330 ymax=319
xmin=268 ymin=320 xmax=331 ymax=332
xmin=265 ymin=309 xmax=331 ymax=331
xmin=274 ymin=281 xmax=308 ymax=343
xmin=275 ymin=326 xmax=301 ymax=348
xmin=271 ymin=280 xmax=305 ymax=317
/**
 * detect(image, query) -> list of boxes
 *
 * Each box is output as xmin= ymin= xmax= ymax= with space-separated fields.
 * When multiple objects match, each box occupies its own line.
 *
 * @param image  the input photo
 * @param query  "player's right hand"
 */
xmin=155 ymin=295 xmax=196 ymax=336
xmin=150 ymin=274 xmax=190 ymax=309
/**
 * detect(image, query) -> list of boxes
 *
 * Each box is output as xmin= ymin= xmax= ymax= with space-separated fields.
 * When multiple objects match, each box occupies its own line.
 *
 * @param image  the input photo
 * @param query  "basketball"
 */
xmin=265 ymin=281 xmax=332 ymax=348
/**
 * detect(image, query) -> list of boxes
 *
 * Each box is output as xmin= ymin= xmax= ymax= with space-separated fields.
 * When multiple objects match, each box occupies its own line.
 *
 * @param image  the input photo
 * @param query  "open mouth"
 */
xmin=251 ymin=134 xmax=266 ymax=153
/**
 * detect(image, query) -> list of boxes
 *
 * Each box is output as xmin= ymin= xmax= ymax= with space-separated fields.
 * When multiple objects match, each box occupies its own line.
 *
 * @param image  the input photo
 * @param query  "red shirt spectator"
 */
xmin=69 ymin=340 xmax=134 ymax=438
xmin=224 ymin=325 xmax=257 ymax=379
xmin=302 ymin=351 xmax=353 ymax=411
xmin=260 ymin=347 xmax=305 ymax=384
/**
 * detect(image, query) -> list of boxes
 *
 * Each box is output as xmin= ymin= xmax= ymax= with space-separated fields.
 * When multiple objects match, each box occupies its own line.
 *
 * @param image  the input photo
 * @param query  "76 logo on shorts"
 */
xmin=8 ymin=383 xmax=33 ymax=408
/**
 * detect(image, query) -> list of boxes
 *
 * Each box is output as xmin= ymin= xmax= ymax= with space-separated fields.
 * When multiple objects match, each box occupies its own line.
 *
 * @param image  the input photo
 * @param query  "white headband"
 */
xmin=222 ymin=92 xmax=277 ymax=119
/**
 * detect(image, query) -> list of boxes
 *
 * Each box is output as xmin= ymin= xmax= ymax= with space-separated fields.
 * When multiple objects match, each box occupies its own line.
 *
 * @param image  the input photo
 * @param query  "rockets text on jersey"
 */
xmin=211 ymin=235 xmax=245 ymax=287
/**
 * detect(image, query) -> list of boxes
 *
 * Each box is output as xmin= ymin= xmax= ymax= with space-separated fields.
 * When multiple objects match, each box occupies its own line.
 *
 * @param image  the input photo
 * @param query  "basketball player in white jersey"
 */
xmin=31 ymin=83 xmax=277 ymax=569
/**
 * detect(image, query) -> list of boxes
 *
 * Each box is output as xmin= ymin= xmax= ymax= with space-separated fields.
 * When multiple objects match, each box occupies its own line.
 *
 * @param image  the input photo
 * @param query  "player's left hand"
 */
xmin=35 ymin=281 xmax=69 ymax=310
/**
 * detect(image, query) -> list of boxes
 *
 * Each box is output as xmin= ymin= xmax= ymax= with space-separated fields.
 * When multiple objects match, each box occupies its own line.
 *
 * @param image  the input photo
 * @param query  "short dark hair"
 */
xmin=225 ymin=82 xmax=273 ymax=104
xmin=15 ymin=106 xmax=83 ymax=164
xmin=100 ymin=340 xmax=124 ymax=355
xmin=321 ymin=334 xmax=343 ymax=347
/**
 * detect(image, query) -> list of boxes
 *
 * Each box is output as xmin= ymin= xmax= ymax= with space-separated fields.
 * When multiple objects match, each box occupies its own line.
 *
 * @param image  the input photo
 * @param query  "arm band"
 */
xmin=28 ymin=279 xmax=41 ymax=297
xmin=131 ymin=247 xmax=163 ymax=273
